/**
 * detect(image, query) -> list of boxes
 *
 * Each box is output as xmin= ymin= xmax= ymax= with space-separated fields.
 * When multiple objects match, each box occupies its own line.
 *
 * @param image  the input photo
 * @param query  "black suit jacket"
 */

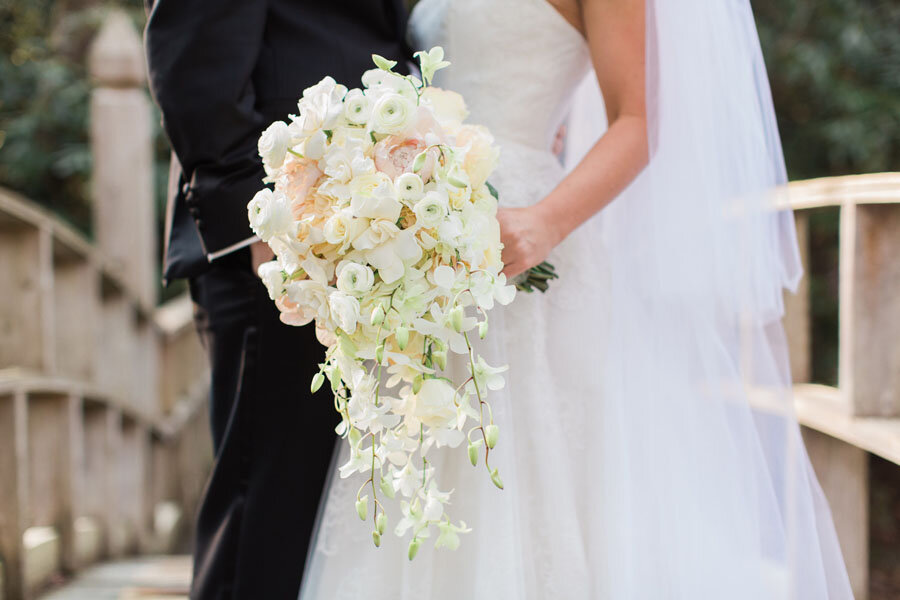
xmin=145 ymin=0 xmax=411 ymax=281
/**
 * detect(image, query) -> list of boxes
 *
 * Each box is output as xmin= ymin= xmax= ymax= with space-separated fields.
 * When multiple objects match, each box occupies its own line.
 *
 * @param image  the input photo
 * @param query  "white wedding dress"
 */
xmin=300 ymin=0 xmax=854 ymax=598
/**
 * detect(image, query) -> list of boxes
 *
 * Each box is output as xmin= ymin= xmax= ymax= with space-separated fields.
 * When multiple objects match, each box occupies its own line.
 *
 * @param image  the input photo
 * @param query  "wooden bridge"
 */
xmin=0 ymin=9 xmax=897 ymax=600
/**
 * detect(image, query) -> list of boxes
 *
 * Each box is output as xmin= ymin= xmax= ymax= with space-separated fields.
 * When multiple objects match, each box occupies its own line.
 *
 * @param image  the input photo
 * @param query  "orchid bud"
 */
xmin=396 ymin=326 xmax=410 ymax=351
xmin=376 ymin=343 xmax=385 ymax=364
xmin=330 ymin=367 xmax=342 ymax=392
xmin=468 ymin=439 xmax=483 ymax=466
xmin=485 ymin=424 xmax=499 ymax=449
xmin=412 ymin=151 xmax=427 ymax=173
xmin=370 ymin=304 xmax=386 ymax=326
xmin=412 ymin=374 xmax=424 ymax=394
xmin=380 ymin=476 xmax=396 ymax=499
xmin=408 ymin=537 xmax=422 ymax=560
xmin=434 ymin=350 xmax=447 ymax=371
xmin=372 ymin=531 xmax=382 ymax=547
xmin=310 ymin=372 xmax=325 ymax=393
xmin=356 ymin=495 xmax=368 ymax=521
xmin=490 ymin=468 xmax=504 ymax=490
xmin=478 ymin=320 xmax=488 ymax=339
xmin=449 ymin=305 xmax=464 ymax=332
xmin=376 ymin=513 xmax=387 ymax=535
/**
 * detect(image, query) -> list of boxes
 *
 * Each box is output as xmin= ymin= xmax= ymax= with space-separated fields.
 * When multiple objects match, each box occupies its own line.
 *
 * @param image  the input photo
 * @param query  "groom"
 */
xmin=144 ymin=1 xmax=410 ymax=597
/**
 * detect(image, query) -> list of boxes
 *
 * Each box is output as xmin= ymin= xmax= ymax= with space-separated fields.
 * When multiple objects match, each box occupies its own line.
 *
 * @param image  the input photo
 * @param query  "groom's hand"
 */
xmin=250 ymin=240 xmax=275 ymax=277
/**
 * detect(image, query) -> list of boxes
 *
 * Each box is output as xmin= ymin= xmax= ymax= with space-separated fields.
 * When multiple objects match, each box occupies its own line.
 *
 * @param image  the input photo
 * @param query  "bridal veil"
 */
xmin=564 ymin=0 xmax=853 ymax=596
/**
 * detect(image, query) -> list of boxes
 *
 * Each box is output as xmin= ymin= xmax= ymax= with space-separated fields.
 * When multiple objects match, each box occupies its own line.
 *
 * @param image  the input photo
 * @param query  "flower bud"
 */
xmin=449 ymin=305 xmax=464 ymax=333
xmin=490 ymin=468 xmax=504 ymax=490
xmin=468 ymin=439 xmax=483 ymax=466
xmin=310 ymin=372 xmax=325 ymax=393
xmin=434 ymin=350 xmax=447 ymax=371
xmin=330 ymin=367 xmax=342 ymax=392
xmin=485 ymin=424 xmax=499 ymax=449
xmin=412 ymin=151 xmax=427 ymax=174
xmin=408 ymin=537 xmax=422 ymax=561
xmin=376 ymin=513 xmax=387 ymax=535
xmin=412 ymin=374 xmax=424 ymax=394
xmin=376 ymin=343 xmax=385 ymax=364
xmin=370 ymin=304 xmax=386 ymax=327
xmin=380 ymin=476 xmax=396 ymax=499
xmin=396 ymin=326 xmax=410 ymax=351
xmin=356 ymin=495 xmax=368 ymax=521
xmin=372 ymin=530 xmax=382 ymax=547
xmin=478 ymin=320 xmax=488 ymax=340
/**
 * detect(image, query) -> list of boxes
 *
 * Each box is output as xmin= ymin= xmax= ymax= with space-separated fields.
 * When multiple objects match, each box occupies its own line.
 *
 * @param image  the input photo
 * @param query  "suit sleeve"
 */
xmin=145 ymin=0 xmax=268 ymax=257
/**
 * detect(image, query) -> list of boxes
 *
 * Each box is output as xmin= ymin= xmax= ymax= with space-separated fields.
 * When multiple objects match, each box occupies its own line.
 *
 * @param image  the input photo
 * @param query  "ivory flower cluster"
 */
xmin=248 ymin=48 xmax=515 ymax=556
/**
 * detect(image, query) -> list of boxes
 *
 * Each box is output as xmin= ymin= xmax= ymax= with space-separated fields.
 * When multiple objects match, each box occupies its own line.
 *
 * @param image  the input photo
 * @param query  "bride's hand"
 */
xmin=497 ymin=206 xmax=561 ymax=279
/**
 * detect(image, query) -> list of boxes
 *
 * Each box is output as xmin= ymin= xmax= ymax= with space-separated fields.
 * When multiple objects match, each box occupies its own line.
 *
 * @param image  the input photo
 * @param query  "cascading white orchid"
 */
xmin=248 ymin=48 xmax=520 ymax=557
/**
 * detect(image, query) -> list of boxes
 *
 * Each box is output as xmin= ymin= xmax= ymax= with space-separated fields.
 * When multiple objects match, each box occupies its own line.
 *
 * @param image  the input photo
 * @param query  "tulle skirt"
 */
xmin=299 ymin=140 xmax=852 ymax=599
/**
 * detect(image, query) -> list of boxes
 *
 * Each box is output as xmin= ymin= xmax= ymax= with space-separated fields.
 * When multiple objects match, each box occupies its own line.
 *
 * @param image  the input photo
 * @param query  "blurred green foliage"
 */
xmin=755 ymin=0 xmax=900 ymax=180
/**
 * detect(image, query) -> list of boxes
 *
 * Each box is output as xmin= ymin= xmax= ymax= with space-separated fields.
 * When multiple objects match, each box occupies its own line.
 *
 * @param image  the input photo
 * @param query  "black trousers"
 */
xmin=188 ymin=250 xmax=336 ymax=600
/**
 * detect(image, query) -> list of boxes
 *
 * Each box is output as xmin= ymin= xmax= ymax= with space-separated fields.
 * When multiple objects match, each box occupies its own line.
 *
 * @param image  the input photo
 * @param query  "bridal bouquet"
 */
xmin=248 ymin=48 xmax=517 ymax=557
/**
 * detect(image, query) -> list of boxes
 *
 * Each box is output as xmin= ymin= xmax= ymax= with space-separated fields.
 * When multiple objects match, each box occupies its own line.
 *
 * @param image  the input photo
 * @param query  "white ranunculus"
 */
xmin=395 ymin=172 xmax=425 ymax=204
xmin=336 ymin=262 xmax=375 ymax=296
xmin=247 ymin=188 xmax=294 ymax=242
xmin=343 ymin=89 xmax=372 ymax=126
xmin=370 ymin=93 xmax=415 ymax=135
xmin=413 ymin=190 xmax=449 ymax=229
xmin=258 ymin=121 xmax=291 ymax=169
xmin=322 ymin=140 xmax=374 ymax=185
xmin=285 ymin=279 xmax=329 ymax=319
xmin=413 ymin=379 xmax=457 ymax=430
xmin=328 ymin=291 xmax=361 ymax=333
xmin=257 ymin=261 xmax=286 ymax=300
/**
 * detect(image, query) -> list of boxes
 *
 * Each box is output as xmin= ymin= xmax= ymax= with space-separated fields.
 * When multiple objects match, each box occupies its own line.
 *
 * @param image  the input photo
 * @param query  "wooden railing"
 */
xmin=0 ymin=188 xmax=211 ymax=600
xmin=0 ymin=11 xmax=211 ymax=599
xmin=783 ymin=172 xmax=900 ymax=600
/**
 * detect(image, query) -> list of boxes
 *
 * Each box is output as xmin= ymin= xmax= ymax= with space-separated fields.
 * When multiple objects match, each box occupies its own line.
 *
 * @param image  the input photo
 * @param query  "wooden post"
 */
xmin=89 ymin=10 xmax=156 ymax=309
xmin=840 ymin=202 xmax=900 ymax=416
xmin=783 ymin=211 xmax=811 ymax=384
xmin=0 ymin=391 xmax=28 ymax=600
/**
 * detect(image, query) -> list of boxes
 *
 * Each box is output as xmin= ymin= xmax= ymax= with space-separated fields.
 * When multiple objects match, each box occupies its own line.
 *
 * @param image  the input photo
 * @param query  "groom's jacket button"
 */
xmin=181 ymin=181 xmax=191 ymax=196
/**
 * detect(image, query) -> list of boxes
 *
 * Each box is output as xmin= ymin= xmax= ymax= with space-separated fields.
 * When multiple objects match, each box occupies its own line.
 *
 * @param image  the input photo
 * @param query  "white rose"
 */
xmin=258 ymin=121 xmax=291 ymax=168
xmin=413 ymin=379 xmax=457 ymax=429
xmin=395 ymin=172 xmax=424 ymax=204
xmin=350 ymin=174 xmax=402 ymax=221
xmin=413 ymin=190 xmax=449 ymax=228
xmin=343 ymin=89 xmax=372 ymax=126
xmin=323 ymin=140 xmax=374 ymax=185
xmin=370 ymin=93 xmax=415 ymax=135
xmin=336 ymin=262 xmax=375 ymax=295
xmin=352 ymin=218 xmax=400 ymax=250
xmin=303 ymin=129 xmax=328 ymax=160
xmin=328 ymin=291 xmax=361 ymax=333
xmin=284 ymin=279 xmax=330 ymax=323
xmin=248 ymin=188 xmax=294 ymax=242
xmin=324 ymin=209 xmax=365 ymax=249
xmin=257 ymin=261 xmax=287 ymax=300
xmin=421 ymin=87 xmax=468 ymax=127
xmin=298 ymin=76 xmax=348 ymax=132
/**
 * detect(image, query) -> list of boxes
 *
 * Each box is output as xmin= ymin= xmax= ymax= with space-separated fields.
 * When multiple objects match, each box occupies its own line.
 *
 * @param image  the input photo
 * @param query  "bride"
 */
xmin=300 ymin=0 xmax=853 ymax=597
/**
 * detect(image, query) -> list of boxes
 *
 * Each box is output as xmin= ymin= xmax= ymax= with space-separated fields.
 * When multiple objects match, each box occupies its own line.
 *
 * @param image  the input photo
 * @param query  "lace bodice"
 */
xmin=410 ymin=0 xmax=591 ymax=153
